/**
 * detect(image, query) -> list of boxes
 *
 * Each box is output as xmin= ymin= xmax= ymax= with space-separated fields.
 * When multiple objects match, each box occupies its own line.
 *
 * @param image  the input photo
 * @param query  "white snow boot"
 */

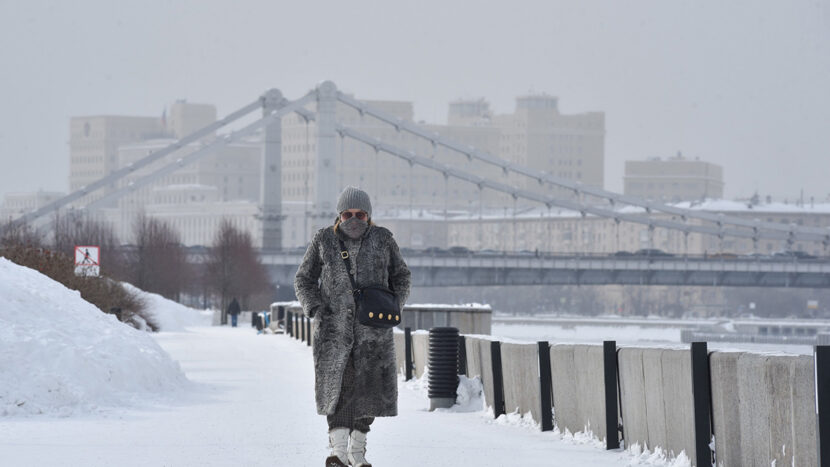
xmin=348 ymin=430 xmax=372 ymax=467
xmin=326 ymin=428 xmax=350 ymax=467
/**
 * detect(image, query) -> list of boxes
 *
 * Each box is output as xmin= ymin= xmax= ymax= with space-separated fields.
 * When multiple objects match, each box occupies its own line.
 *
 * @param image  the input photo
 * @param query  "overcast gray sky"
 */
xmin=1 ymin=0 xmax=828 ymax=202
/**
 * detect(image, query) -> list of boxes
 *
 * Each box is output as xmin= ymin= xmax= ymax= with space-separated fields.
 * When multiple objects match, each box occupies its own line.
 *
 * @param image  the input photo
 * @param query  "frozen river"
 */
xmin=491 ymin=318 xmax=816 ymax=355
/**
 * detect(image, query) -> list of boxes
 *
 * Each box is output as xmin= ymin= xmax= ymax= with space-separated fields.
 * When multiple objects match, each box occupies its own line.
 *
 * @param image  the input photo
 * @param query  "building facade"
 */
xmin=58 ymin=91 xmax=607 ymax=248
xmin=624 ymin=153 xmax=724 ymax=202
xmin=0 ymin=190 xmax=66 ymax=223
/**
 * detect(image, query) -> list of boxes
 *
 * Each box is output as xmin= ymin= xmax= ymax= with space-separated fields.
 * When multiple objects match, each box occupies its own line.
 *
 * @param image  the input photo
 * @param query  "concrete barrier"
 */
xmin=464 ymin=336 xmax=485 ymax=380
xmin=792 ymin=356 xmax=817 ymax=467
xmin=618 ymin=348 xmax=649 ymax=449
xmin=618 ymin=348 xmax=695 ymax=461
xmin=476 ymin=338 xmax=496 ymax=410
xmin=659 ymin=349 xmax=695 ymax=462
xmin=402 ymin=304 xmax=492 ymax=334
xmin=500 ymin=343 xmax=542 ymax=423
xmin=280 ymin=318 xmax=824 ymax=466
xmin=549 ymin=344 xmax=607 ymax=439
xmin=712 ymin=353 xmax=817 ymax=466
xmin=411 ymin=331 xmax=429 ymax=378
xmin=393 ymin=331 xmax=405 ymax=375
xmin=709 ymin=352 xmax=741 ymax=467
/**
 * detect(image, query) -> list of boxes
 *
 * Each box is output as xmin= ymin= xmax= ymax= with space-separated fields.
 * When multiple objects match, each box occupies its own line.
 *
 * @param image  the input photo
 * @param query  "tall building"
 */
xmin=66 ymin=102 xmax=261 ymax=246
xmin=494 ymin=94 xmax=605 ymax=197
xmin=69 ymin=116 xmax=165 ymax=196
xmin=279 ymin=93 xmax=606 ymax=246
xmin=65 ymin=91 xmax=606 ymax=249
xmin=167 ymin=100 xmax=216 ymax=140
xmin=624 ymin=153 xmax=724 ymax=202
xmin=0 ymin=190 xmax=65 ymax=223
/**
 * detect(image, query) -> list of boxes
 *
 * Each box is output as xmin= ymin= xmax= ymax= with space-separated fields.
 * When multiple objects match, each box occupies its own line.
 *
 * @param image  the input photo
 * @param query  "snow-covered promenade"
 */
xmin=0 ymin=326 xmax=674 ymax=466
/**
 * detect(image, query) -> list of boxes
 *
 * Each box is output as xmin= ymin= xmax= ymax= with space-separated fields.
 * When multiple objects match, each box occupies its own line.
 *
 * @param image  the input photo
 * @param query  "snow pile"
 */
xmin=0 ymin=258 xmax=190 ymax=417
xmin=626 ymin=443 xmax=692 ymax=467
xmin=450 ymin=374 xmax=484 ymax=412
xmin=121 ymin=282 xmax=211 ymax=332
xmin=403 ymin=367 xmax=485 ymax=414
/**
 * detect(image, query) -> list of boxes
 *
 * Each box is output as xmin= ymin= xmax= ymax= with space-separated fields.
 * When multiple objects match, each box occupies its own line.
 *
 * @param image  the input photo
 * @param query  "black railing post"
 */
xmin=457 ymin=335 xmax=468 ymax=376
xmin=817 ymin=345 xmax=830 ymax=467
xmin=691 ymin=342 xmax=713 ymax=467
xmin=404 ymin=327 xmax=413 ymax=381
xmin=491 ymin=340 xmax=505 ymax=418
xmin=284 ymin=311 xmax=292 ymax=336
xmin=603 ymin=340 xmax=620 ymax=449
xmin=306 ymin=318 xmax=312 ymax=347
xmin=294 ymin=314 xmax=300 ymax=340
xmin=538 ymin=341 xmax=553 ymax=431
xmin=300 ymin=315 xmax=306 ymax=342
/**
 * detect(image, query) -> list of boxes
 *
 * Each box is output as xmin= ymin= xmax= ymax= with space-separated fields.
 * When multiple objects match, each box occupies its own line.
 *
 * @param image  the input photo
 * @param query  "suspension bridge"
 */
xmin=7 ymin=81 xmax=830 ymax=289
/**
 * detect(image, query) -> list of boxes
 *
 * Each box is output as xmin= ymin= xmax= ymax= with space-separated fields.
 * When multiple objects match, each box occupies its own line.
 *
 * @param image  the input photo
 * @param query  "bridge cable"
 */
xmin=334 ymin=92 xmax=829 ymax=243
xmin=289 ymin=105 xmax=809 ymax=244
xmin=330 ymin=123 xmax=795 ymax=243
xmin=82 ymin=92 xmax=316 ymax=212
xmin=9 ymin=97 xmax=265 ymax=229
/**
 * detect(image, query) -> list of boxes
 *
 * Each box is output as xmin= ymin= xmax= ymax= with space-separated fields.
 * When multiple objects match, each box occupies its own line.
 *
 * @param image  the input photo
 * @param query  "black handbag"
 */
xmin=338 ymin=239 xmax=401 ymax=328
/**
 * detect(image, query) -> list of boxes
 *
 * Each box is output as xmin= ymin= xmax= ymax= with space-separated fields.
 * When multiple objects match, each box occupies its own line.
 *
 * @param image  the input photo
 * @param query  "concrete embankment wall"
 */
xmin=360 ymin=324 xmax=823 ymax=467
xmin=710 ymin=352 xmax=816 ymax=467
xmin=500 ymin=343 xmax=542 ymax=423
xmin=617 ymin=348 xmax=696 ymax=461
xmin=549 ymin=344 xmax=608 ymax=441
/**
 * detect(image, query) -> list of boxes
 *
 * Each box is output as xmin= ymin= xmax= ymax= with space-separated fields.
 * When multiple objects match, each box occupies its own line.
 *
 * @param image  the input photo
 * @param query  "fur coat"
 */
xmin=294 ymin=224 xmax=411 ymax=417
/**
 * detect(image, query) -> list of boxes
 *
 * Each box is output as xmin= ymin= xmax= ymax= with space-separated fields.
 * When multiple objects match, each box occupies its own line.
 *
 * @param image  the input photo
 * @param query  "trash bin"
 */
xmin=428 ymin=327 xmax=459 ymax=411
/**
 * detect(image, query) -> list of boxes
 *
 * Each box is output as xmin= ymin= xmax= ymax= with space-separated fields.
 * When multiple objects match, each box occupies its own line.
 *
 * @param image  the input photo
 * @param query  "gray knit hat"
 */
xmin=337 ymin=186 xmax=372 ymax=217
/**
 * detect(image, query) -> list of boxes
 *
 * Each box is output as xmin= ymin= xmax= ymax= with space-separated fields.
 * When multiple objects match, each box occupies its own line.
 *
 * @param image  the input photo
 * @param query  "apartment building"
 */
xmin=61 ymin=91 xmax=605 ymax=248
xmin=624 ymin=153 xmax=724 ymax=202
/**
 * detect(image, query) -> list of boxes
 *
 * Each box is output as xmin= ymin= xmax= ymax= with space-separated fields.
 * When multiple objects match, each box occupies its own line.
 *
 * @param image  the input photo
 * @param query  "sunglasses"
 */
xmin=341 ymin=211 xmax=367 ymax=220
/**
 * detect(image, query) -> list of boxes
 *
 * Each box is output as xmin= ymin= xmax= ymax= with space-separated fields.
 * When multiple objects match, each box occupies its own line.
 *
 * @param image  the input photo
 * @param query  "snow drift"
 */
xmin=0 ymin=258 xmax=190 ymax=417
xmin=121 ymin=282 xmax=211 ymax=332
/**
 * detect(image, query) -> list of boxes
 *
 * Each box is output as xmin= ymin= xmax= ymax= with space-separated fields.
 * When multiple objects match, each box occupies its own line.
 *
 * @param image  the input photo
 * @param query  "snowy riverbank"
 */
xmin=0 ymin=258 xmax=198 ymax=417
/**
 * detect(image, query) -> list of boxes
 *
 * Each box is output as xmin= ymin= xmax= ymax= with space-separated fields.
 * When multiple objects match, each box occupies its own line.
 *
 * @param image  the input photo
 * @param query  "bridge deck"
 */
xmin=258 ymin=252 xmax=830 ymax=288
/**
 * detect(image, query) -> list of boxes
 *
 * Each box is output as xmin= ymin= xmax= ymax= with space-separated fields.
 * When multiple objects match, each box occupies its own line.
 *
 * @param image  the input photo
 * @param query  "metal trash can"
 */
xmin=428 ymin=327 xmax=459 ymax=411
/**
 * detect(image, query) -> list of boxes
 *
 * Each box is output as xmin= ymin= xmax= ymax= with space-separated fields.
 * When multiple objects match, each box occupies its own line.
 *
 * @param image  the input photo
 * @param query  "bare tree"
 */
xmin=0 ymin=219 xmax=43 ymax=249
xmin=125 ymin=212 xmax=188 ymax=300
xmin=206 ymin=219 xmax=270 ymax=323
xmin=52 ymin=210 xmax=125 ymax=277
xmin=1 ymin=216 xmax=156 ymax=332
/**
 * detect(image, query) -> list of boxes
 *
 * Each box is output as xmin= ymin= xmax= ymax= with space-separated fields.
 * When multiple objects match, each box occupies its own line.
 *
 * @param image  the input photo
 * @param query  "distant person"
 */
xmin=227 ymin=297 xmax=241 ymax=327
xmin=295 ymin=186 xmax=411 ymax=467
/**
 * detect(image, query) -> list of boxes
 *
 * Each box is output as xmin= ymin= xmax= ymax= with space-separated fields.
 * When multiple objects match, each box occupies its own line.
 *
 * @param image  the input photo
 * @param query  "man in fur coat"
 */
xmin=295 ymin=186 xmax=411 ymax=467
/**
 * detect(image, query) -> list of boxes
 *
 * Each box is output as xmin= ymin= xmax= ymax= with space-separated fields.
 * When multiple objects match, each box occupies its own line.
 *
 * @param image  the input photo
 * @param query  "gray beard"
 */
xmin=341 ymin=218 xmax=368 ymax=239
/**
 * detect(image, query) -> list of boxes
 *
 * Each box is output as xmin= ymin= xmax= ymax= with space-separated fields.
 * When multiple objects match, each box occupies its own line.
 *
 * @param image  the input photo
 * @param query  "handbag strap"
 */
xmin=337 ymin=238 xmax=359 ymax=293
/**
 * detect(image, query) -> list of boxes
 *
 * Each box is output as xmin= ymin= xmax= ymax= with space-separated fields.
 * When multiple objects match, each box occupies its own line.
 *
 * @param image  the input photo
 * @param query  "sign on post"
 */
xmin=74 ymin=246 xmax=100 ymax=277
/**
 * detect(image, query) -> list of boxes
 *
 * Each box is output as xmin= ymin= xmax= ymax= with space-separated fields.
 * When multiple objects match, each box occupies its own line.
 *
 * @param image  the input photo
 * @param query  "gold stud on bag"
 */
xmin=338 ymin=238 xmax=401 ymax=329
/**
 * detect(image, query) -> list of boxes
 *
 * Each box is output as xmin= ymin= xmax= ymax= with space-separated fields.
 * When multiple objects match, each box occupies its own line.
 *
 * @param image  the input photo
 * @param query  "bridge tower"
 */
xmin=313 ymin=81 xmax=340 ymax=231
xmin=260 ymin=89 xmax=284 ymax=251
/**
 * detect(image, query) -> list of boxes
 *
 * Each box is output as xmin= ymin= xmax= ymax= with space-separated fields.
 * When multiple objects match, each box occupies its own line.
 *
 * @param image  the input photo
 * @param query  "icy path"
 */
xmin=0 ymin=326 xmax=657 ymax=466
